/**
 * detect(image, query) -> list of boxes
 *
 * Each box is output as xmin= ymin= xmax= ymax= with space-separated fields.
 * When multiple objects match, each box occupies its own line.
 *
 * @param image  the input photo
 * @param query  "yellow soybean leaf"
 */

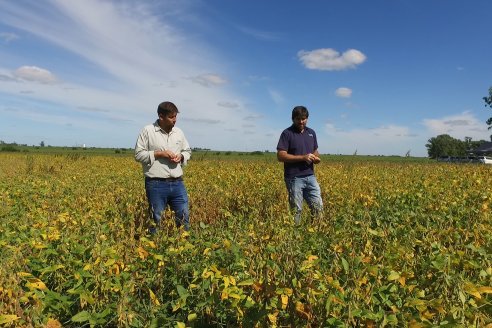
xmin=387 ymin=271 xmax=400 ymax=281
xmin=281 ymin=294 xmax=288 ymax=309
xmin=187 ymin=313 xmax=197 ymax=321
xmin=175 ymin=322 xmax=186 ymax=328
xmin=104 ymin=258 xmax=115 ymax=267
xmin=478 ymin=286 xmax=492 ymax=294
xmin=46 ymin=318 xmax=62 ymax=327
xmin=149 ymin=288 xmax=160 ymax=305
xmin=223 ymin=276 xmax=230 ymax=288
xmin=307 ymin=255 xmax=318 ymax=262
xmin=237 ymin=279 xmax=254 ymax=286
xmin=26 ymin=280 xmax=47 ymax=290
xmin=223 ymin=239 xmax=231 ymax=249
xmin=464 ymin=283 xmax=481 ymax=299
xmin=0 ymin=315 xmax=20 ymax=325
xmin=153 ymin=254 xmax=164 ymax=261
xmin=201 ymin=270 xmax=213 ymax=279
xmin=229 ymin=293 xmax=241 ymax=299
xmin=221 ymin=291 xmax=229 ymax=300
xmin=137 ymin=246 xmax=149 ymax=260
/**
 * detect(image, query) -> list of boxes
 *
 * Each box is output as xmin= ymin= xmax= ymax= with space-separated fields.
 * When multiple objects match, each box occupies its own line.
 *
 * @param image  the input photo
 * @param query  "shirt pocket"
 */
xmin=172 ymin=139 xmax=183 ymax=151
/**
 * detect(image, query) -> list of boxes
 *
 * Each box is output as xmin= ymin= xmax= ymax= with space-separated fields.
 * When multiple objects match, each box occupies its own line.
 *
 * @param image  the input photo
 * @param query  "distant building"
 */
xmin=471 ymin=142 xmax=492 ymax=155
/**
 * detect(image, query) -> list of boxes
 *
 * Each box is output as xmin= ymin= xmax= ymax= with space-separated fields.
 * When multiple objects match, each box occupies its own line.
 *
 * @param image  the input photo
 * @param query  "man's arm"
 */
xmin=277 ymin=150 xmax=319 ymax=164
xmin=135 ymin=128 xmax=153 ymax=165
xmin=312 ymin=149 xmax=321 ymax=164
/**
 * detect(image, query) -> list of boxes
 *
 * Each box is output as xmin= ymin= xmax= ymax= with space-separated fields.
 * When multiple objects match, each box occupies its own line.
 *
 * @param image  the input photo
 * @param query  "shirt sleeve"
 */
xmin=277 ymin=130 xmax=289 ymax=151
xmin=312 ymin=129 xmax=318 ymax=152
xmin=134 ymin=127 xmax=155 ymax=166
xmin=180 ymin=133 xmax=192 ymax=166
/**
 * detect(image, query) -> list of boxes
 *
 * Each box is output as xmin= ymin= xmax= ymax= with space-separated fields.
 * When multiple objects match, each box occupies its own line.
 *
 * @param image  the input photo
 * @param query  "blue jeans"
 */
xmin=145 ymin=178 xmax=189 ymax=232
xmin=285 ymin=175 xmax=323 ymax=224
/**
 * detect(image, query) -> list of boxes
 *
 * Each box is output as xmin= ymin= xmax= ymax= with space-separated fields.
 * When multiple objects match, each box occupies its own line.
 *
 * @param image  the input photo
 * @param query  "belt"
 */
xmin=145 ymin=176 xmax=183 ymax=182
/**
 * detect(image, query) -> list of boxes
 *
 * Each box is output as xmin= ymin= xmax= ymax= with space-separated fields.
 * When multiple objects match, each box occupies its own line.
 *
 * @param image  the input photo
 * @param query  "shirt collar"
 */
xmin=153 ymin=120 xmax=174 ymax=134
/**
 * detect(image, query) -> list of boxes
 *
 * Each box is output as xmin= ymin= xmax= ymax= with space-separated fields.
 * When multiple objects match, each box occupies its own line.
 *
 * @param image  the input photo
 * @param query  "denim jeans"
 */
xmin=285 ymin=175 xmax=323 ymax=224
xmin=145 ymin=178 xmax=189 ymax=232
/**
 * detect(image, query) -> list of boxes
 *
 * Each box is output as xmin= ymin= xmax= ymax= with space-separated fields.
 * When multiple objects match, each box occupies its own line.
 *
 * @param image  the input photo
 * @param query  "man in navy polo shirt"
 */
xmin=277 ymin=105 xmax=323 ymax=224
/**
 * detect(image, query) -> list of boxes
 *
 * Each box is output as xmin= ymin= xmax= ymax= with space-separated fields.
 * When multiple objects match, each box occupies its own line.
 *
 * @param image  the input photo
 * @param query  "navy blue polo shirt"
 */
xmin=277 ymin=125 xmax=319 ymax=179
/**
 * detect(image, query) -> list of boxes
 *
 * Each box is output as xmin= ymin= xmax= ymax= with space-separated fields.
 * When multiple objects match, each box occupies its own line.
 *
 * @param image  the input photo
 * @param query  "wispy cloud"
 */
xmin=181 ymin=117 xmax=221 ymax=124
xmin=423 ymin=112 xmax=489 ymax=140
xmin=77 ymin=106 xmax=110 ymax=113
xmin=298 ymin=48 xmax=366 ymax=71
xmin=191 ymin=73 xmax=227 ymax=87
xmin=237 ymin=26 xmax=282 ymax=41
xmin=0 ymin=32 xmax=19 ymax=42
xmin=268 ymin=88 xmax=284 ymax=104
xmin=243 ymin=114 xmax=263 ymax=121
xmin=0 ymin=73 xmax=16 ymax=82
xmin=217 ymin=101 xmax=240 ymax=109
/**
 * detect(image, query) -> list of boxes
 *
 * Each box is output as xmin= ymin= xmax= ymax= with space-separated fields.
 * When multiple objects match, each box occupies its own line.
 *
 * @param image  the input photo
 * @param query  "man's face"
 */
xmin=159 ymin=112 xmax=177 ymax=130
xmin=292 ymin=115 xmax=308 ymax=131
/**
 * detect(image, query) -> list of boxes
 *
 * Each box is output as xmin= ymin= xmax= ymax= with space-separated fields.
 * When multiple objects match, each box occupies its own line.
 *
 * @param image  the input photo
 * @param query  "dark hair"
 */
xmin=157 ymin=101 xmax=179 ymax=117
xmin=292 ymin=105 xmax=309 ymax=120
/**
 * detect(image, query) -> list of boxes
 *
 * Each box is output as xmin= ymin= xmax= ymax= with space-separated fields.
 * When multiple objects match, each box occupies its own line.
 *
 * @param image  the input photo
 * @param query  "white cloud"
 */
xmin=14 ymin=66 xmax=58 ymax=84
xmin=335 ymin=87 xmax=352 ymax=98
xmin=422 ymin=112 xmax=490 ymax=140
xmin=298 ymin=48 xmax=366 ymax=71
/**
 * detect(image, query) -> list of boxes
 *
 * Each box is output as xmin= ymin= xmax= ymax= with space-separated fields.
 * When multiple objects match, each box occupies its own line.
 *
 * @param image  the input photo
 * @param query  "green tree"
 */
xmin=484 ymin=86 xmax=492 ymax=129
xmin=426 ymin=134 xmax=466 ymax=158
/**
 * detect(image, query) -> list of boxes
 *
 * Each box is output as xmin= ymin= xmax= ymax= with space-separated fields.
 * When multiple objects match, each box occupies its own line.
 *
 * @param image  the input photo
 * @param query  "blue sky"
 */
xmin=1 ymin=0 xmax=491 ymax=157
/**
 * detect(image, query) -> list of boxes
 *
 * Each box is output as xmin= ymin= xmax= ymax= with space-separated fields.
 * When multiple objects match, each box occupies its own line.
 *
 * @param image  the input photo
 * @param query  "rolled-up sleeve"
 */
xmin=181 ymin=135 xmax=192 ymax=166
xmin=134 ymin=127 xmax=155 ymax=166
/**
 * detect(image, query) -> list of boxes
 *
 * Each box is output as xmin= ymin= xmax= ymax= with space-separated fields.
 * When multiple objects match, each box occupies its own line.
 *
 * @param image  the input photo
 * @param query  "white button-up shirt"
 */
xmin=135 ymin=120 xmax=191 ymax=178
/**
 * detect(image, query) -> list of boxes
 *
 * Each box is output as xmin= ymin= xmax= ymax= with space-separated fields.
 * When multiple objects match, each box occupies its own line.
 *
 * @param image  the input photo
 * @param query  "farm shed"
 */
xmin=471 ymin=141 xmax=492 ymax=155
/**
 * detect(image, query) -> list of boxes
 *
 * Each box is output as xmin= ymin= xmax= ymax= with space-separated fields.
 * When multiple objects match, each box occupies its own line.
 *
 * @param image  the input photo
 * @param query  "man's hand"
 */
xmin=155 ymin=150 xmax=182 ymax=163
xmin=169 ymin=153 xmax=182 ymax=163
xmin=305 ymin=153 xmax=320 ymax=164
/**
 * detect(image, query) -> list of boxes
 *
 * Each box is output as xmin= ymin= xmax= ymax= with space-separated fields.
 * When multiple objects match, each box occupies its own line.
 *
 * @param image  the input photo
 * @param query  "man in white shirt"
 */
xmin=135 ymin=101 xmax=192 ymax=232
